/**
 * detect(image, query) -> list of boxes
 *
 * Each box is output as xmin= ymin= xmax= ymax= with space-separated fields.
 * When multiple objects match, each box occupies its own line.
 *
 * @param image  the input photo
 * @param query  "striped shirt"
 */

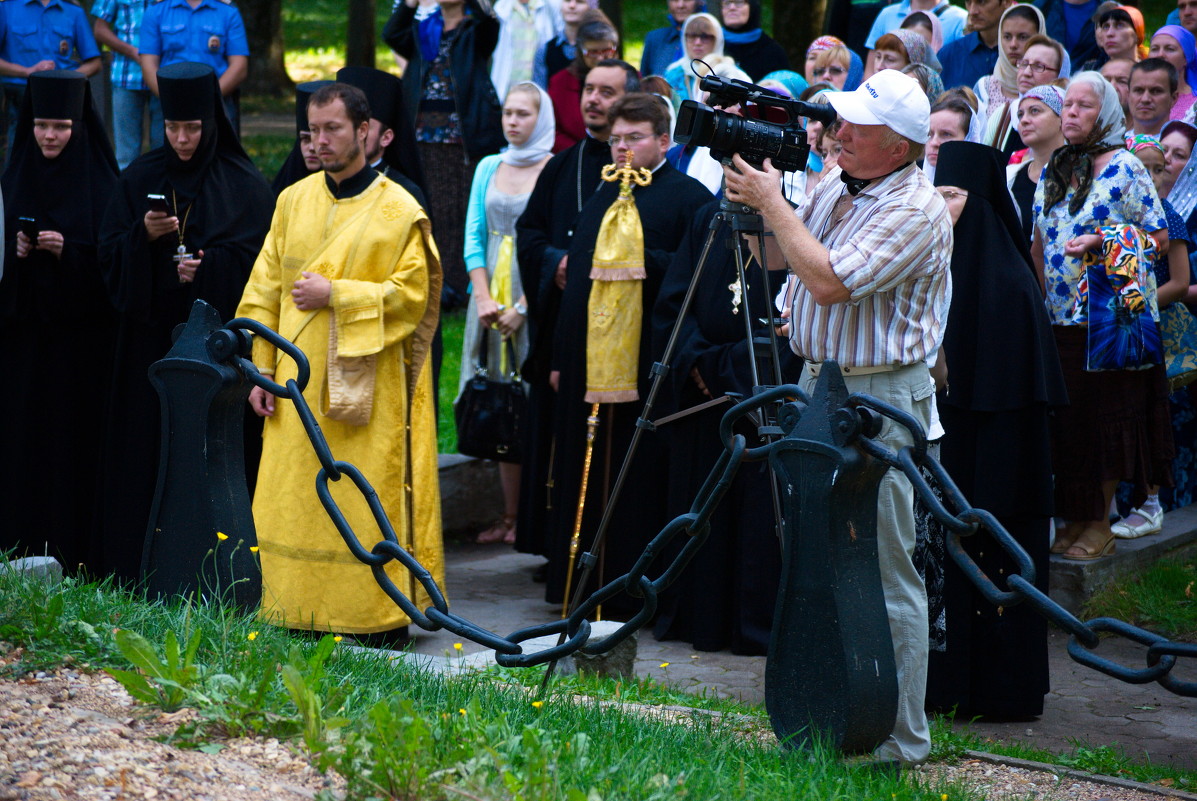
xmin=91 ymin=0 xmax=147 ymax=90
xmin=788 ymin=163 xmax=953 ymax=367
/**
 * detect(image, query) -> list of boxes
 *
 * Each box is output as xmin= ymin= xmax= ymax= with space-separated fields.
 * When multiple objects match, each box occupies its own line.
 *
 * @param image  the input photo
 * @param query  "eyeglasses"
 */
xmin=1016 ymin=59 xmax=1058 ymax=74
xmin=608 ymin=133 xmax=651 ymax=147
xmin=938 ymin=188 xmax=969 ymax=201
xmin=812 ymin=65 xmax=847 ymax=77
xmin=686 ymin=32 xmax=716 ymax=42
xmin=582 ymin=46 xmax=617 ymax=58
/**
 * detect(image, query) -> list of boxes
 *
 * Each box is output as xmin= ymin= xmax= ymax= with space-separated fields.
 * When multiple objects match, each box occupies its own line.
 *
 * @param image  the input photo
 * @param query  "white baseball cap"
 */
xmin=824 ymin=69 xmax=931 ymax=144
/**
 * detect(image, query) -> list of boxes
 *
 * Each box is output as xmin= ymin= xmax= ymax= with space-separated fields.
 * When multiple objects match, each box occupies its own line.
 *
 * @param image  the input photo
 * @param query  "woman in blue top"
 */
xmin=1032 ymin=72 xmax=1175 ymax=561
xmin=458 ymin=82 xmax=555 ymax=544
xmin=641 ymin=0 xmax=705 ymax=77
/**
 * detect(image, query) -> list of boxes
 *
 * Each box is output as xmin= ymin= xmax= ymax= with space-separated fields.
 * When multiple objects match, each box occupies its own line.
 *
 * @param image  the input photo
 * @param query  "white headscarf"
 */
xmin=993 ymin=4 xmax=1046 ymax=96
xmin=499 ymin=82 xmax=556 ymax=167
xmin=1067 ymin=71 xmax=1127 ymax=146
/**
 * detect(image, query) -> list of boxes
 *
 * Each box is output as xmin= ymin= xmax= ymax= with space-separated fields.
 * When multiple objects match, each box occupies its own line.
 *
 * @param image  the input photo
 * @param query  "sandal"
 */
xmin=1050 ymin=524 xmax=1080 ymax=555
xmin=502 ymin=521 xmax=517 ymax=545
xmin=475 ymin=515 xmax=516 ymax=545
xmin=1062 ymin=529 xmax=1115 ymax=561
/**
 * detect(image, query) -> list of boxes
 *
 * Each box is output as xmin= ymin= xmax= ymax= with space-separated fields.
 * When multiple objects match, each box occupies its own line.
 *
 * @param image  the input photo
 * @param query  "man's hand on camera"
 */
xmin=722 ymin=155 xmax=783 ymax=214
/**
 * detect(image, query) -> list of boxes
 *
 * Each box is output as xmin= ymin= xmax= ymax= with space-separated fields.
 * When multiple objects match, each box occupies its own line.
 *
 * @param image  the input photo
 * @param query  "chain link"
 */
xmin=222 ymin=319 xmax=1195 ymax=696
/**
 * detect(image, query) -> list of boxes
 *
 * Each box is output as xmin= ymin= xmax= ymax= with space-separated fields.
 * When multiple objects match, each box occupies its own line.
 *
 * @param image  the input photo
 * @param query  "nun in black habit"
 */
xmin=270 ymin=80 xmax=332 ymax=197
xmin=649 ymin=198 xmax=801 ymax=654
xmin=0 ymin=71 xmax=118 ymax=573
xmin=94 ymin=62 xmax=273 ymax=584
xmin=927 ymin=140 xmax=1068 ymax=719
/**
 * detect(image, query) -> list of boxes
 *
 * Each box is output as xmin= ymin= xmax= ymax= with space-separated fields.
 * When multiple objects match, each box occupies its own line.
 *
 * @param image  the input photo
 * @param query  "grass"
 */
xmin=930 ymin=715 xmax=1197 ymax=792
xmin=0 ymin=563 xmax=961 ymax=801
xmin=438 ymin=309 xmax=466 ymax=454
xmin=1084 ymin=557 xmax=1197 ymax=642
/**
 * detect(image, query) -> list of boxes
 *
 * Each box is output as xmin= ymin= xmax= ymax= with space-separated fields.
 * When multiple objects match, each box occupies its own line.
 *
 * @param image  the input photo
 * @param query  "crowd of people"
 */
xmin=2 ymin=0 xmax=1197 ymax=766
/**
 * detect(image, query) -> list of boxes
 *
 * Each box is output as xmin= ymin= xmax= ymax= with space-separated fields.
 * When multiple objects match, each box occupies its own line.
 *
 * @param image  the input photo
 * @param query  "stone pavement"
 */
xmin=406 ymin=539 xmax=1197 ymax=771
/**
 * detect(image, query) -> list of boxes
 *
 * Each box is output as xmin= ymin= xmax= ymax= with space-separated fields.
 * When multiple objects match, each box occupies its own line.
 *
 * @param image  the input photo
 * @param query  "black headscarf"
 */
xmin=2 ymin=70 xmax=117 ymax=245
xmin=934 ymin=141 xmax=1068 ymax=412
xmin=718 ymin=0 xmax=761 ymax=32
xmin=336 ymin=66 xmax=426 ymax=193
xmin=271 ymin=79 xmax=333 ymax=197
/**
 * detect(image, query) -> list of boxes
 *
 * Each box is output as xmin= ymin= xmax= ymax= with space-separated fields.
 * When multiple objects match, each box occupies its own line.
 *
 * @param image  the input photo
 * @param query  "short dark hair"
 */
xmin=309 ymin=83 xmax=371 ymax=129
xmin=594 ymin=59 xmax=642 ymax=93
xmin=608 ymin=92 xmax=670 ymax=136
xmin=1132 ymin=57 xmax=1179 ymax=93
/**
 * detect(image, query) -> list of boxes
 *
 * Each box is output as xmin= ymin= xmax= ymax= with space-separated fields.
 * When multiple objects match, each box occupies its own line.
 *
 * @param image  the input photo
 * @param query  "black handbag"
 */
xmin=454 ymin=328 xmax=525 ymax=462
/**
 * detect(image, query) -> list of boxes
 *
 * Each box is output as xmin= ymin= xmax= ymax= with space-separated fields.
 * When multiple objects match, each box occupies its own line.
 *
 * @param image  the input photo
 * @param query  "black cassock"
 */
xmin=0 ymin=73 xmax=118 ymax=573
xmin=650 ymin=199 xmax=802 ymax=654
xmin=95 ymin=83 xmax=272 ymax=584
xmin=543 ymin=161 xmax=713 ymax=614
xmin=513 ymin=134 xmax=610 ymax=557
xmin=927 ymin=141 xmax=1068 ymax=718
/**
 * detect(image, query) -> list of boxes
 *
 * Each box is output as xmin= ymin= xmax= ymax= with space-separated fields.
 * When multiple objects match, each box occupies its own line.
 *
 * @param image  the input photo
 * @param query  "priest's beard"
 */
xmin=323 ymin=140 xmax=363 ymax=176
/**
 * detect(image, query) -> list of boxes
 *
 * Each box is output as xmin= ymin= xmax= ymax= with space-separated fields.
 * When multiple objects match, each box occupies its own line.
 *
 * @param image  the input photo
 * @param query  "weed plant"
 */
xmin=0 ymin=559 xmax=964 ymax=800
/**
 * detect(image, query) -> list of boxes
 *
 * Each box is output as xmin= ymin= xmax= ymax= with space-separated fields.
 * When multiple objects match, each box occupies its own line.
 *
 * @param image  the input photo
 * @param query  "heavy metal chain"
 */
xmin=216 ymin=319 xmax=1195 ymax=695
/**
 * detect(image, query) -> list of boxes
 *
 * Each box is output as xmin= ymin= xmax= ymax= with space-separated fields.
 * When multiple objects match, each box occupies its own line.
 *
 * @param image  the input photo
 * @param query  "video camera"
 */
xmin=674 ymin=69 xmax=838 ymax=174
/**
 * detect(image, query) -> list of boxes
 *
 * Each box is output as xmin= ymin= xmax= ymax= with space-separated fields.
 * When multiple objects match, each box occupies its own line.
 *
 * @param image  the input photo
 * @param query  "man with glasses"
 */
xmin=936 ymin=0 xmax=1013 ymax=90
xmin=1128 ymin=58 xmax=1178 ymax=138
xmin=540 ymin=92 xmax=713 ymax=613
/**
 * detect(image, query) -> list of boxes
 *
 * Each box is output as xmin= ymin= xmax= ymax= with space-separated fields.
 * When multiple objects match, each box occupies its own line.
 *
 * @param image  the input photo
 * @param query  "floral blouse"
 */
xmin=416 ymin=28 xmax=463 ymax=145
xmin=1034 ymin=149 xmax=1166 ymax=326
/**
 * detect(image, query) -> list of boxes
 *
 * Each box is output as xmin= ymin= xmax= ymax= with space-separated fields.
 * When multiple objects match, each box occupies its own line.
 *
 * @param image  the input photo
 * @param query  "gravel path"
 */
xmin=1 ymin=659 xmax=1192 ymax=801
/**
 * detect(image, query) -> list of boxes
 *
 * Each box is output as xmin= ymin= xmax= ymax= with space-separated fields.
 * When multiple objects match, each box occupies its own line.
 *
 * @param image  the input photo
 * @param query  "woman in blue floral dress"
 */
xmin=1032 ymin=72 xmax=1176 ymax=561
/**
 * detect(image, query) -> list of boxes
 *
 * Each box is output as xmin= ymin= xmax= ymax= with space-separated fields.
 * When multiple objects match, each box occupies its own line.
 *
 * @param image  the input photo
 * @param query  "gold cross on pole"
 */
xmin=601 ymin=149 xmax=652 ymax=197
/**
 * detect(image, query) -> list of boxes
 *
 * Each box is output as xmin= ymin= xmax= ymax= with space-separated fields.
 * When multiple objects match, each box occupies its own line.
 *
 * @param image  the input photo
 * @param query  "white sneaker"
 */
xmin=1112 ymin=506 xmax=1164 ymax=539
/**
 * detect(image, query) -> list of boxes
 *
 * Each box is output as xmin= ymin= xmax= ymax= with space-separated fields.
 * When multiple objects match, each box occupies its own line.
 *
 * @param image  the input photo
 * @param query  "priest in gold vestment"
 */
xmin=236 ymin=83 xmax=443 ymax=640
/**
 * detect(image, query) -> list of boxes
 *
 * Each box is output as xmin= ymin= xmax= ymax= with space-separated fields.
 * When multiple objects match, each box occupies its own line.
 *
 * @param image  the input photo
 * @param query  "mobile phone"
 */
xmin=146 ymin=194 xmax=171 ymax=215
xmin=18 ymin=216 xmax=38 ymax=239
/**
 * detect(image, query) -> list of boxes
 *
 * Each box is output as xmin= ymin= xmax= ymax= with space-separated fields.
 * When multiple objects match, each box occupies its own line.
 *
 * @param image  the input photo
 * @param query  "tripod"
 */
xmin=545 ymin=180 xmax=793 ymax=688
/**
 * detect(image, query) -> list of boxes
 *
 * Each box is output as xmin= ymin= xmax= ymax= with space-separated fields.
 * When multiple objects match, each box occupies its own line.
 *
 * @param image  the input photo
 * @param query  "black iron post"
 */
xmin=765 ymin=362 xmax=898 ymax=754
xmin=143 ymin=300 xmax=260 ymax=610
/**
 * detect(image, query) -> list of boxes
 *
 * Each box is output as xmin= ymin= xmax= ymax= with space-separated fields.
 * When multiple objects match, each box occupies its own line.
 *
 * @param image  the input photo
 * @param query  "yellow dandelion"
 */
xmin=333 ymin=636 xmax=343 ymax=643
xmin=659 ymin=662 xmax=670 ymax=669
xmin=454 ymin=642 xmax=463 ymax=652
xmin=459 ymin=708 xmax=467 ymax=716
xmin=531 ymin=700 xmax=544 ymax=709
xmin=247 ymin=631 xmax=258 ymax=641
xmin=216 ymin=531 xmax=229 ymax=541
xmin=942 ymin=795 xmax=949 ymax=801
xmin=249 ymin=546 xmax=259 ymax=553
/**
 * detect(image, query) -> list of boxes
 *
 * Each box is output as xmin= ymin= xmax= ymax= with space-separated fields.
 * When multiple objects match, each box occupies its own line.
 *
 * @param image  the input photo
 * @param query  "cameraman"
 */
xmin=722 ymin=69 xmax=952 ymax=766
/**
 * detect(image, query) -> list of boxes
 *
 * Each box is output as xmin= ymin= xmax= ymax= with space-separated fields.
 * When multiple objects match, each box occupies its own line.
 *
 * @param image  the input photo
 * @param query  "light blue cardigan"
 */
xmin=463 ymin=154 xmax=504 ymax=278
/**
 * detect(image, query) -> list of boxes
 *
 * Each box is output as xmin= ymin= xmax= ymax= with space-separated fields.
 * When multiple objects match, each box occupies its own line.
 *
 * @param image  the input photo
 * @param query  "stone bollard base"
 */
xmin=572 ymin=620 xmax=638 ymax=679
xmin=0 ymin=556 xmax=64 ymax=584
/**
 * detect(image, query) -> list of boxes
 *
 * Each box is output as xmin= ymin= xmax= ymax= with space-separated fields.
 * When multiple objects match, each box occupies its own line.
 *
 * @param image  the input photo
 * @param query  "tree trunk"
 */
xmin=347 ymin=0 xmax=377 ymax=68
xmin=774 ymin=0 xmax=825 ymax=71
xmin=239 ymin=0 xmax=291 ymax=95
xmin=599 ymin=0 xmax=622 ymax=38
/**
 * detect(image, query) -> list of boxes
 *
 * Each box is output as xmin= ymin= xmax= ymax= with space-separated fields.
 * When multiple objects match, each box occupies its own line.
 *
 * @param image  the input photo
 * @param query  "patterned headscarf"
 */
xmin=807 ymin=35 xmax=845 ymax=57
xmin=1043 ymin=72 xmax=1127 ymax=214
xmin=888 ymin=28 xmax=942 ymax=72
xmin=1125 ymin=133 xmax=1164 ymax=157
xmin=1023 ymin=83 xmax=1065 ymax=117
xmin=903 ymin=62 xmax=944 ymax=101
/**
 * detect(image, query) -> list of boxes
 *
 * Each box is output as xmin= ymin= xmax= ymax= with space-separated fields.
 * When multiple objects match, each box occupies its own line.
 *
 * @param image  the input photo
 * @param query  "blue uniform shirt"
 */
xmin=139 ymin=0 xmax=249 ymax=77
xmin=0 ymin=0 xmax=100 ymax=87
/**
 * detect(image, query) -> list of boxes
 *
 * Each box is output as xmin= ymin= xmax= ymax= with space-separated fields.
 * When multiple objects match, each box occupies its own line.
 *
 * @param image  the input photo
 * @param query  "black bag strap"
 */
xmin=930 ymin=1 xmax=949 ymax=16
xmin=474 ymin=326 xmax=521 ymax=382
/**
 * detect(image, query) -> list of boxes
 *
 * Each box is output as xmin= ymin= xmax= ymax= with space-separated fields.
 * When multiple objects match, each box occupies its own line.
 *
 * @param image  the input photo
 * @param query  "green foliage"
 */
xmin=1084 ymin=557 xmax=1197 ymax=641
xmin=438 ymin=309 xmax=466 ymax=453
xmin=281 ymin=635 xmax=351 ymax=756
xmin=242 ymin=133 xmax=294 ymax=187
xmin=107 ymin=627 xmax=203 ymax=712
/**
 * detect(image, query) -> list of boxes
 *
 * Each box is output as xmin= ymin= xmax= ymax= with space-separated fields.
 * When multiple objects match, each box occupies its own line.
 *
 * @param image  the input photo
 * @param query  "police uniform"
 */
xmin=0 ymin=0 xmax=101 ymax=161
xmin=139 ymin=0 xmax=248 ymax=130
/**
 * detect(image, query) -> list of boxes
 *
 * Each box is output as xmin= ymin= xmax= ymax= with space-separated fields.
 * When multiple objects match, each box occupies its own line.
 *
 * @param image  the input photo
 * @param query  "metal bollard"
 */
xmin=143 ymin=300 xmax=260 ymax=610
xmin=765 ymin=361 xmax=898 ymax=754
